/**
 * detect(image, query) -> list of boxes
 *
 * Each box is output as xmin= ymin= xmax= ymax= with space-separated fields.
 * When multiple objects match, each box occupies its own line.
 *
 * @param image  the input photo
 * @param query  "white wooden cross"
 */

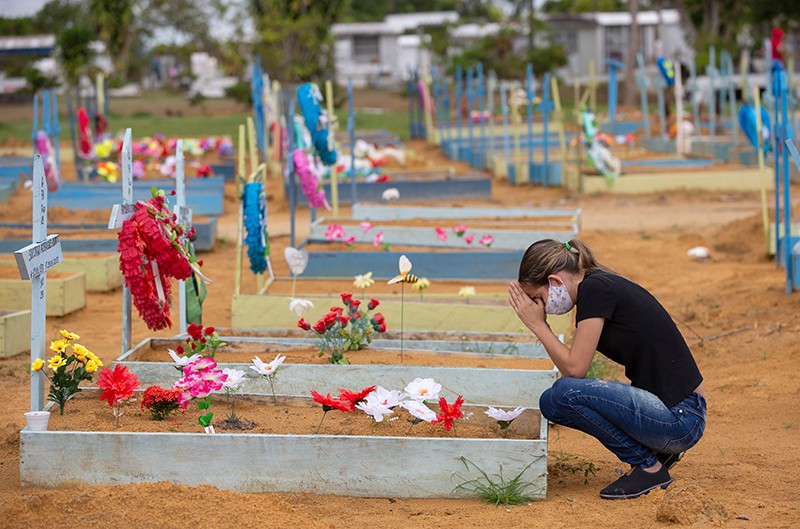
xmin=107 ymin=128 xmax=134 ymax=356
xmin=14 ymin=155 xmax=64 ymax=411
xmin=174 ymin=140 xmax=193 ymax=334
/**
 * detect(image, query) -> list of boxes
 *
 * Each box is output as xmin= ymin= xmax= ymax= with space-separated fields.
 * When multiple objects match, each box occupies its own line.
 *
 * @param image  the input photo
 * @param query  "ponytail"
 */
xmin=518 ymin=238 xmax=608 ymax=285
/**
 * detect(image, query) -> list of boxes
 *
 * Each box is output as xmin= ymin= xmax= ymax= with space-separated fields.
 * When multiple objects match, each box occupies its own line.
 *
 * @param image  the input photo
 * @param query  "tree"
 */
xmin=542 ymin=0 xmax=625 ymax=13
xmin=89 ymin=0 xmax=136 ymax=81
xmin=624 ymin=0 xmax=639 ymax=106
xmin=56 ymin=25 xmax=95 ymax=85
xmin=249 ymin=0 xmax=349 ymax=82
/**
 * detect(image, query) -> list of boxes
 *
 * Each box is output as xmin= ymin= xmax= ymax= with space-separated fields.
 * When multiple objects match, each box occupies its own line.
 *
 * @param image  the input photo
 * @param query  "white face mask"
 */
xmin=546 ymin=280 xmax=574 ymax=315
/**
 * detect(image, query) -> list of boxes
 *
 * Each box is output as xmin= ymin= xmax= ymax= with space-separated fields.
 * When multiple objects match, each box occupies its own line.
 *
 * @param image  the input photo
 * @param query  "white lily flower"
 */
xmin=400 ymin=400 xmax=437 ymax=423
xmin=353 ymin=272 xmax=375 ymax=289
xmin=289 ymin=297 xmax=314 ymax=316
xmin=367 ymin=386 xmax=407 ymax=408
xmin=485 ymin=406 xmax=525 ymax=422
xmin=250 ymin=354 xmax=286 ymax=377
xmin=404 ymin=377 xmax=442 ymax=402
xmin=167 ymin=349 xmax=201 ymax=366
xmin=221 ymin=368 xmax=246 ymax=390
xmin=381 ymin=188 xmax=400 ymax=201
xmin=356 ymin=399 xmax=394 ymax=422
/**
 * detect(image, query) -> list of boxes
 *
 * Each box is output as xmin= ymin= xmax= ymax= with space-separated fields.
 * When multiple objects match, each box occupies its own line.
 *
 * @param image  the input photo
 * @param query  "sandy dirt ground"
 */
xmin=1 ymin=139 xmax=799 ymax=528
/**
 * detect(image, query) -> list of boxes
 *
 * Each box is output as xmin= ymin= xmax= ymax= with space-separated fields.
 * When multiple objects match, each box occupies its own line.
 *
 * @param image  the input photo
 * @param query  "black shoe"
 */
xmin=599 ymin=465 xmax=673 ymax=500
xmin=656 ymin=451 xmax=685 ymax=470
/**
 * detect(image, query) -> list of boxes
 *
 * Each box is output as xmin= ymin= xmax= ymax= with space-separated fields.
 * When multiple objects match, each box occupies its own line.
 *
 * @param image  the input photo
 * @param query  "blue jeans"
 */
xmin=540 ymin=377 xmax=706 ymax=468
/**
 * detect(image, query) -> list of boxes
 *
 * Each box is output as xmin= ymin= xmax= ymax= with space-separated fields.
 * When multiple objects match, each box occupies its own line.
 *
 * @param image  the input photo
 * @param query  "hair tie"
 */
xmin=565 ymin=241 xmax=572 ymax=251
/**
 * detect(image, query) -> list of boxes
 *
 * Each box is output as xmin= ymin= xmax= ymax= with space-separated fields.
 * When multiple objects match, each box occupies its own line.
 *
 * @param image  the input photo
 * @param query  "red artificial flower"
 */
xmin=187 ymin=323 xmax=203 ymax=340
xmin=368 ymin=298 xmax=380 ymax=310
xmin=175 ymin=344 xmax=184 ymax=355
xmin=376 ymin=322 xmax=387 ymax=333
xmin=338 ymin=315 xmax=350 ymax=326
xmin=349 ymin=299 xmax=361 ymax=311
xmin=351 ymin=312 xmax=360 ymax=320
xmin=330 ymin=306 xmax=344 ymax=315
xmin=338 ymin=386 xmax=376 ymax=410
xmin=340 ymin=292 xmax=353 ymax=305
xmin=204 ymin=326 xmax=215 ymax=336
xmin=312 ymin=319 xmax=327 ymax=334
xmin=372 ymin=312 xmax=385 ymax=324
xmin=310 ymin=390 xmax=352 ymax=413
xmin=98 ymin=365 xmax=141 ymax=407
xmin=298 ymin=318 xmax=311 ymax=331
xmin=432 ymin=396 xmax=464 ymax=431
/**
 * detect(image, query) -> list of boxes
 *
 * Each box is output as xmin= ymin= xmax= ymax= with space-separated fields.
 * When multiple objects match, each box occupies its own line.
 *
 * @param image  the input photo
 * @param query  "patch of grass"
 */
xmin=551 ymin=451 xmax=598 ymax=485
xmin=453 ymin=455 xmax=544 ymax=507
xmin=335 ymin=109 xmax=409 ymax=142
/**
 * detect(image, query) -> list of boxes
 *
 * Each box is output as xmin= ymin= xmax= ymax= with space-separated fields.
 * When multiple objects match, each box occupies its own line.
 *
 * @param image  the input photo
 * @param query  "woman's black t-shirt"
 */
xmin=575 ymin=269 xmax=703 ymax=408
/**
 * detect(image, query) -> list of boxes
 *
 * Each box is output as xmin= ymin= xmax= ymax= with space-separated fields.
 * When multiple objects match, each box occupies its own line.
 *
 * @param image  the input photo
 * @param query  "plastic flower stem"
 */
xmin=268 ymin=374 xmax=276 ymax=402
xmin=316 ymin=410 xmax=327 ymax=434
xmin=291 ymin=274 xmax=297 ymax=298
xmin=400 ymin=283 xmax=405 ymax=364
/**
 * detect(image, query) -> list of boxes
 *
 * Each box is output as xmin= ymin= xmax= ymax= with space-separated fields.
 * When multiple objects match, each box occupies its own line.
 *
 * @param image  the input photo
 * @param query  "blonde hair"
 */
xmin=518 ymin=239 xmax=608 ymax=285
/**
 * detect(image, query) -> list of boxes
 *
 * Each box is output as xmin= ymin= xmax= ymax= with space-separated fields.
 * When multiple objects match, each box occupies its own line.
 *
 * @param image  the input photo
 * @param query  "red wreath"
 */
xmin=118 ymin=193 xmax=197 ymax=331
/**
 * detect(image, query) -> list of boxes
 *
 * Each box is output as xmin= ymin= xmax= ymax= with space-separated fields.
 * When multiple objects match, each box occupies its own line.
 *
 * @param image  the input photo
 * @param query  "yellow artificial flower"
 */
xmin=458 ymin=286 xmax=476 ymax=299
xmin=412 ymin=277 xmax=431 ymax=291
xmin=48 ymin=355 xmax=67 ymax=370
xmin=86 ymin=352 xmax=103 ymax=368
xmin=31 ymin=358 xmax=44 ymax=371
xmin=49 ymin=339 xmax=69 ymax=354
xmin=72 ymin=343 xmax=88 ymax=362
xmin=60 ymin=329 xmax=80 ymax=341
xmin=84 ymin=359 xmax=99 ymax=374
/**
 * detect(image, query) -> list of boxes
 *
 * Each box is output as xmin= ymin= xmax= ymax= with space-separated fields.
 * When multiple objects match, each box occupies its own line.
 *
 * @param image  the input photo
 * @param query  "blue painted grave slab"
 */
xmin=48 ymin=177 xmax=224 ymax=215
xmin=210 ymin=160 xmax=236 ymax=180
xmin=0 ymin=217 xmax=217 ymax=253
xmin=529 ymin=162 xmax=563 ymax=187
xmin=299 ymin=247 xmax=522 ymax=280
xmin=600 ymin=121 xmax=642 ymax=135
xmin=289 ymin=174 xmax=492 ymax=206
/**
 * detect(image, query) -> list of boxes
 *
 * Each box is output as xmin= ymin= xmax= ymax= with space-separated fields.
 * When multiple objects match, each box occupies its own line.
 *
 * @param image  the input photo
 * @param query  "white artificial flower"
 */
xmin=221 ymin=368 xmax=246 ymax=390
xmin=412 ymin=277 xmax=431 ymax=291
xmin=289 ymin=297 xmax=314 ymax=316
xmin=381 ymin=188 xmax=400 ymax=201
xmin=404 ymin=378 xmax=442 ymax=402
xmin=400 ymin=400 xmax=437 ymax=423
xmin=485 ymin=406 xmax=525 ymax=422
xmin=167 ymin=349 xmax=201 ymax=366
xmin=204 ymin=425 xmax=216 ymax=434
xmin=353 ymin=272 xmax=375 ymax=290
xmin=367 ymin=386 xmax=407 ymax=408
xmin=356 ymin=399 xmax=394 ymax=422
xmin=458 ymin=286 xmax=476 ymax=299
xmin=250 ymin=354 xmax=286 ymax=377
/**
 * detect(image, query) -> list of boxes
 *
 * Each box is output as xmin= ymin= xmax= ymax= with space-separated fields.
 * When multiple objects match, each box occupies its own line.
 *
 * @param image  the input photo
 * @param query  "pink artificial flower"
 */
xmin=325 ymin=223 xmax=346 ymax=241
xmin=344 ymin=236 xmax=356 ymax=246
xmin=464 ymin=234 xmax=475 ymax=244
xmin=435 ymin=228 xmax=447 ymax=241
xmin=452 ymin=224 xmax=467 ymax=237
xmin=359 ymin=222 xmax=373 ymax=232
xmin=479 ymin=235 xmax=494 ymax=247
xmin=293 ymin=149 xmax=330 ymax=210
xmin=372 ymin=231 xmax=384 ymax=247
xmin=183 ymin=357 xmax=217 ymax=375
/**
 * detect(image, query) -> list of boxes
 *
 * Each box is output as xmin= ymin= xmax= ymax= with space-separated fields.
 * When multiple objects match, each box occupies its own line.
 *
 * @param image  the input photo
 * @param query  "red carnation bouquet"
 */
xmin=297 ymin=293 xmax=386 ymax=365
xmin=117 ymin=188 xmax=208 ymax=331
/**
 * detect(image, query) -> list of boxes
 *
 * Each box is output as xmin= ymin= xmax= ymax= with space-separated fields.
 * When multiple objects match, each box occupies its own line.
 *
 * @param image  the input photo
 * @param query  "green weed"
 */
xmin=453 ymin=456 xmax=544 ymax=507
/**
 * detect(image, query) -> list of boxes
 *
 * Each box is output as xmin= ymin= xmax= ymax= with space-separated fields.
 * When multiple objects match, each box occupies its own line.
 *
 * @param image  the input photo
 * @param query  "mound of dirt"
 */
xmin=656 ymin=482 xmax=730 ymax=525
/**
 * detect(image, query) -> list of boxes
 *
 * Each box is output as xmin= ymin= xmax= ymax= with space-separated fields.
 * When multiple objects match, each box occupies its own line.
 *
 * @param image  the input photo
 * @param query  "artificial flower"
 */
xmin=435 ymin=227 xmax=448 ymax=241
xmin=381 ymin=188 xmax=400 ymax=201
xmin=452 ymin=224 xmax=467 ymax=237
xmin=221 ymin=368 xmax=246 ymax=390
xmin=338 ymin=385 xmax=377 ymax=410
xmin=59 ymin=329 xmax=80 ymax=341
xmin=464 ymin=234 xmax=475 ymax=244
xmin=289 ymin=297 xmax=314 ymax=316
xmin=353 ymin=272 xmax=374 ymax=289
xmin=356 ymin=398 xmax=394 ymax=422
xmin=479 ymin=234 xmax=494 ymax=247
xmin=404 ymin=378 xmax=442 ymax=402
xmin=184 ymin=356 xmax=217 ymax=373
xmin=400 ymin=400 xmax=437 ymax=423
xmin=168 ymin=349 xmax=201 ymax=366
xmin=412 ymin=277 xmax=431 ymax=291
xmin=485 ymin=406 xmax=525 ymax=429
xmin=340 ymin=292 xmax=354 ymax=305
xmin=366 ymin=386 xmax=406 ymax=409
xmin=458 ymin=286 xmax=476 ymax=299
xmin=359 ymin=222 xmax=373 ymax=232
xmin=368 ymin=298 xmax=380 ymax=310
xmin=250 ymin=354 xmax=286 ymax=377
xmin=49 ymin=339 xmax=68 ymax=354
xmin=48 ymin=355 xmax=66 ymax=370
xmin=298 ymin=318 xmax=311 ymax=330
xmin=85 ymin=352 xmax=103 ymax=368
xmin=31 ymin=358 xmax=44 ymax=371
xmin=324 ymin=223 xmax=346 ymax=241
xmin=84 ymin=359 xmax=100 ymax=373
xmin=432 ymin=395 xmax=465 ymax=431
xmin=310 ymin=390 xmax=352 ymax=413
xmin=98 ymin=365 xmax=140 ymax=407
xmin=72 ymin=343 xmax=89 ymax=362
xmin=372 ymin=231 xmax=384 ymax=248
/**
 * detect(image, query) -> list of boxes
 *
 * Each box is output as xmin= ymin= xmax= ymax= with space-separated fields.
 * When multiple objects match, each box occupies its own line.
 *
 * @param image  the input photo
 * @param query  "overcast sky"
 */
xmin=2 ymin=0 xmax=50 ymax=18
